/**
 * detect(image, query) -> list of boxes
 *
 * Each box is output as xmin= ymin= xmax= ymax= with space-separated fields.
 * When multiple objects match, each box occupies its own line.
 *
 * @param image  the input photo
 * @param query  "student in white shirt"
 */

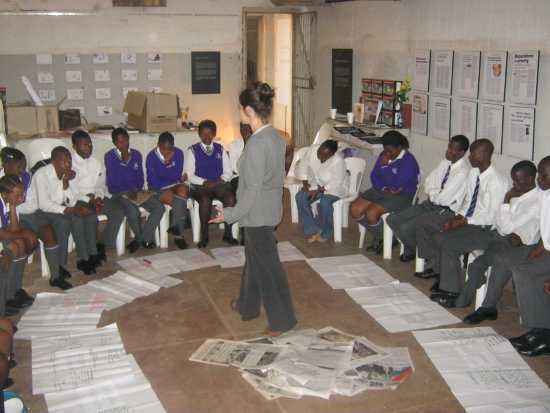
xmin=71 ymin=131 xmax=108 ymax=269
xmin=416 ymin=139 xmax=508 ymax=307
xmin=387 ymin=135 xmax=470 ymax=262
xmin=185 ymin=120 xmax=236 ymax=248
xmin=0 ymin=175 xmax=36 ymax=315
xmin=295 ymin=140 xmax=347 ymax=243
xmin=459 ymin=161 xmax=540 ymax=321
xmin=507 ymin=156 xmax=550 ymax=357
xmin=227 ymin=122 xmax=253 ymax=194
xmin=34 ymin=146 xmax=95 ymax=277
xmin=1 ymin=148 xmax=73 ymax=289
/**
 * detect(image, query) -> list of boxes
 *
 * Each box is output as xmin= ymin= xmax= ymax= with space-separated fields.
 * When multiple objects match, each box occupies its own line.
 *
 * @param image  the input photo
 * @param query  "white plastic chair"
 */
xmin=465 ymin=249 xmax=489 ymax=310
xmin=312 ymin=123 xmax=333 ymax=145
xmin=190 ymin=199 xmax=239 ymax=244
xmin=284 ymin=146 xmax=310 ymax=224
xmin=310 ymin=157 xmax=366 ymax=243
xmin=27 ymin=138 xmax=67 ymax=169
xmin=358 ymin=172 xmax=423 ymax=260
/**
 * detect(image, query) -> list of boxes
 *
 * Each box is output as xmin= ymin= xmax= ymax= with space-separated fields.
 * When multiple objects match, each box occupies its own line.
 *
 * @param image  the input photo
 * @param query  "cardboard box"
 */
xmin=6 ymin=104 xmax=59 ymax=136
xmin=123 ymin=91 xmax=179 ymax=133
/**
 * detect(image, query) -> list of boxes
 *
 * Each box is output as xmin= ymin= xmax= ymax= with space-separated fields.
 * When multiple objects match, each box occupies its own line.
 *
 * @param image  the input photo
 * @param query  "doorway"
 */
xmin=244 ymin=10 xmax=316 ymax=147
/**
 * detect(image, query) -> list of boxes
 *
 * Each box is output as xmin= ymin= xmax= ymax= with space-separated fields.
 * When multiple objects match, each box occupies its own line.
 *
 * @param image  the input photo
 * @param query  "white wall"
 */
xmin=0 ymin=0 xmax=274 ymax=141
xmin=312 ymin=0 xmax=550 ymax=178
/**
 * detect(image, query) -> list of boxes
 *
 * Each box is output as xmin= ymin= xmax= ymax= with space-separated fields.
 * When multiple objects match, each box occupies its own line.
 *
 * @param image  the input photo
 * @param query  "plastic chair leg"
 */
xmin=382 ymin=213 xmax=393 ymax=260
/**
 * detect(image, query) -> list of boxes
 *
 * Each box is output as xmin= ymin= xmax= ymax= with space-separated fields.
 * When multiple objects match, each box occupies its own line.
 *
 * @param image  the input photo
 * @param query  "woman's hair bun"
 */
xmin=258 ymin=83 xmax=275 ymax=101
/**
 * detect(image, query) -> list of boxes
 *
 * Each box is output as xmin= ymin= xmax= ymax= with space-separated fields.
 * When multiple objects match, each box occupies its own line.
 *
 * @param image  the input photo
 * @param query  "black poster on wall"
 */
xmin=332 ymin=48 xmax=353 ymax=114
xmin=191 ymin=51 xmax=221 ymax=94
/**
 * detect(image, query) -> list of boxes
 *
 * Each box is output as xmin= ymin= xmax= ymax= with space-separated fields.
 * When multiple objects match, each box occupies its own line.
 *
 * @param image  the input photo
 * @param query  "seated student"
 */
xmin=71 ymin=130 xmax=107 ymax=269
xmin=0 ymin=175 xmax=37 ymax=314
xmin=227 ymin=122 xmax=253 ymax=194
xmin=34 ymin=146 xmax=95 ymax=276
xmin=416 ymin=139 xmax=508 ymax=308
xmin=185 ymin=120 xmax=237 ymax=248
xmin=350 ymin=131 xmax=419 ymax=254
xmin=295 ymin=140 xmax=347 ymax=243
xmin=387 ymin=135 xmax=470 ymax=262
xmin=145 ymin=132 xmax=189 ymax=250
xmin=0 ymin=148 xmax=71 ymax=290
xmin=460 ymin=160 xmax=540 ymax=322
xmin=497 ymin=157 xmax=550 ymax=357
xmin=104 ymin=128 xmax=164 ymax=252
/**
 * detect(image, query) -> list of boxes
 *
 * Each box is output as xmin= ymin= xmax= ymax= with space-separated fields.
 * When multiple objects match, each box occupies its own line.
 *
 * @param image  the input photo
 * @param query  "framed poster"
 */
xmin=331 ymin=49 xmax=353 ymax=114
xmin=477 ymin=103 xmax=504 ymax=154
xmin=503 ymin=106 xmax=535 ymax=160
xmin=411 ymin=91 xmax=428 ymax=135
xmin=479 ymin=51 xmax=507 ymax=102
xmin=431 ymin=50 xmax=453 ymax=95
xmin=508 ymin=50 xmax=540 ymax=105
xmin=453 ymin=51 xmax=480 ymax=99
xmin=429 ymin=95 xmax=451 ymax=141
xmin=413 ymin=49 xmax=430 ymax=92
xmin=191 ymin=51 xmax=221 ymax=95
xmin=451 ymin=99 xmax=477 ymax=142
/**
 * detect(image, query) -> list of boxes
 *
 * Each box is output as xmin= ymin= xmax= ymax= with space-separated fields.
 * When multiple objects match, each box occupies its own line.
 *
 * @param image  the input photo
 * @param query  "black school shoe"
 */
xmin=127 ymin=239 xmax=140 ymax=253
xmin=96 ymin=243 xmax=107 ymax=263
xmin=174 ymin=237 xmax=188 ymax=250
xmin=197 ymin=238 xmax=209 ymax=249
xmin=49 ymin=277 xmax=73 ymax=290
xmin=60 ymin=266 xmax=72 ymax=279
xmin=77 ymin=259 xmax=96 ymax=275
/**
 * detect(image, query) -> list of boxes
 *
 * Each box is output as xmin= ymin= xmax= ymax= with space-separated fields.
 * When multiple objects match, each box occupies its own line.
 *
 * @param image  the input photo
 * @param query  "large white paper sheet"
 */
xmin=212 ymin=241 xmax=306 ymax=268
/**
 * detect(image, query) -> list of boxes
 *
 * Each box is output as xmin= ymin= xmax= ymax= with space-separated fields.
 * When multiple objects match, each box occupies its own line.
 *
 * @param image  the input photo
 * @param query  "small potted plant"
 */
xmin=395 ymin=78 xmax=412 ymax=128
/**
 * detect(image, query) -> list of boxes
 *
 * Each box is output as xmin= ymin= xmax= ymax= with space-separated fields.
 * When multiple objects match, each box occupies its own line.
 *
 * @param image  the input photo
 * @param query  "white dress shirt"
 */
xmin=306 ymin=152 xmax=348 ymax=198
xmin=0 ymin=168 xmax=38 ymax=215
xmin=227 ymin=137 xmax=245 ymax=177
xmin=297 ymin=144 xmax=321 ymax=181
xmin=458 ymin=165 xmax=508 ymax=227
xmin=72 ymin=151 xmax=107 ymax=202
xmin=34 ymin=164 xmax=78 ymax=214
xmin=540 ymin=189 xmax=550 ymax=250
xmin=185 ymin=143 xmax=232 ymax=186
xmin=494 ymin=187 xmax=541 ymax=245
xmin=424 ymin=157 xmax=470 ymax=212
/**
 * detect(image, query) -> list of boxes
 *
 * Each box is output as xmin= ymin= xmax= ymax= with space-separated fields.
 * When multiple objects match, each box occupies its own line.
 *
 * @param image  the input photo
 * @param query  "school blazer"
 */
xmin=223 ymin=125 xmax=285 ymax=227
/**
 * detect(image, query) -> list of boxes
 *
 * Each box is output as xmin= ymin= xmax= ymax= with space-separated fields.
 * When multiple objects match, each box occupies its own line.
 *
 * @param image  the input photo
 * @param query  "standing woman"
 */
xmin=210 ymin=82 xmax=297 ymax=336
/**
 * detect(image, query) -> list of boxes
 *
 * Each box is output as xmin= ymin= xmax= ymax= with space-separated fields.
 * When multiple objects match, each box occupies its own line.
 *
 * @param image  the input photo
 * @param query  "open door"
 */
xmin=292 ymin=11 xmax=317 ymax=147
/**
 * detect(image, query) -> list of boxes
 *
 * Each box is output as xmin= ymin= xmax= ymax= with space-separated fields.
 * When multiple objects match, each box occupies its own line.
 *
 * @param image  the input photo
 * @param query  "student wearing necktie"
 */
xmin=0 ymin=175 xmax=37 ymax=315
xmin=506 ymin=156 xmax=550 ymax=357
xmin=416 ymin=139 xmax=508 ymax=308
xmin=104 ymin=128 xmax=165 ymax=253
xmin=145 ymin=132 xmax=189 ymax=249
xmin=386 ymin=135 xmax=470 ymax=262
xmin=0 ymin=148 xmax=72 ymax=290
xmin=459 ymin=160 xmax=540 ymax=320
xmin=185 ymin=120 xmax=237 ymax=248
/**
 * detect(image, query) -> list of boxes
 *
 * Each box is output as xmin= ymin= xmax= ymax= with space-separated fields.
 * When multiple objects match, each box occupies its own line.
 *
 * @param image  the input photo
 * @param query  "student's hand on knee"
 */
xmin=159 ymin=190 xmax=174 ymax=205
xmin=175 ymin=184 xmax=189 ymax=199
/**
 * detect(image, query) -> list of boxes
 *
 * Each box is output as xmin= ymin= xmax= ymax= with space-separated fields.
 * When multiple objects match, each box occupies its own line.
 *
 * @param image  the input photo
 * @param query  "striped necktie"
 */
xmin=440 ymin=164 xmax=451 ymax=191
xmin=465 ymin=176 xmax=480 ymax=218
xmin=205 ymin=145 xmax=213 ymax=155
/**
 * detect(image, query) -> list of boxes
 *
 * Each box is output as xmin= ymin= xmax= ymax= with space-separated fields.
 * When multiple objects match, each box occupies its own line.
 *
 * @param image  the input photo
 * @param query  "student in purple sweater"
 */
xmin=145 ymin=132 xmax=189 ymax=249
xmin=351 ymin=131 xmax=419 ymax=254
xmin=185 ymin=120 xmax=237 ymax=248
xmin=103 ymin=128 xmax=164 ymax=253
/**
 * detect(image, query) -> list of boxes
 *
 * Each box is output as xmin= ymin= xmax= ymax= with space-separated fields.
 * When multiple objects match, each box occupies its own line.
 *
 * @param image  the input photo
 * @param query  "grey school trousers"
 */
xmin=386 ymin=201 xmax=450 ymax=256
xmin=236 ymin=226 xmax=297 ymax=332
xmin=512 ymin=252 xmax=550 ymax=330
xmin=102 ymin=194 xmax=165 ymax=246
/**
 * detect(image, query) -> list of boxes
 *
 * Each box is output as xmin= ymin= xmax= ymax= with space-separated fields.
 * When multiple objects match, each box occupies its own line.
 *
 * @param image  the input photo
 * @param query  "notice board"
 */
xmin=191 ymin=51 xmax=221 ymax=95
xmin=332 ymin=49 xmax=353 ymax=114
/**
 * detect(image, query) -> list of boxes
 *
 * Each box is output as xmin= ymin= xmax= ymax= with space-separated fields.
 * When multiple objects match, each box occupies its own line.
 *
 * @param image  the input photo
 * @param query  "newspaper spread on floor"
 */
xmin=210 ymin=241 xmax=307 ymax=268
xmin=190 ymin=326 xmax=414 ymax=400
xmin=414 ymin=327 xmax=550 ymax=412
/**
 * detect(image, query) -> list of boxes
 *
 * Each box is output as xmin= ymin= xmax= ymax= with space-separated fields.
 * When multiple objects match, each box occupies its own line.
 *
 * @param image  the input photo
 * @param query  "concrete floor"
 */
xmin=9 ymin=195 xmax=550 ymax=413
